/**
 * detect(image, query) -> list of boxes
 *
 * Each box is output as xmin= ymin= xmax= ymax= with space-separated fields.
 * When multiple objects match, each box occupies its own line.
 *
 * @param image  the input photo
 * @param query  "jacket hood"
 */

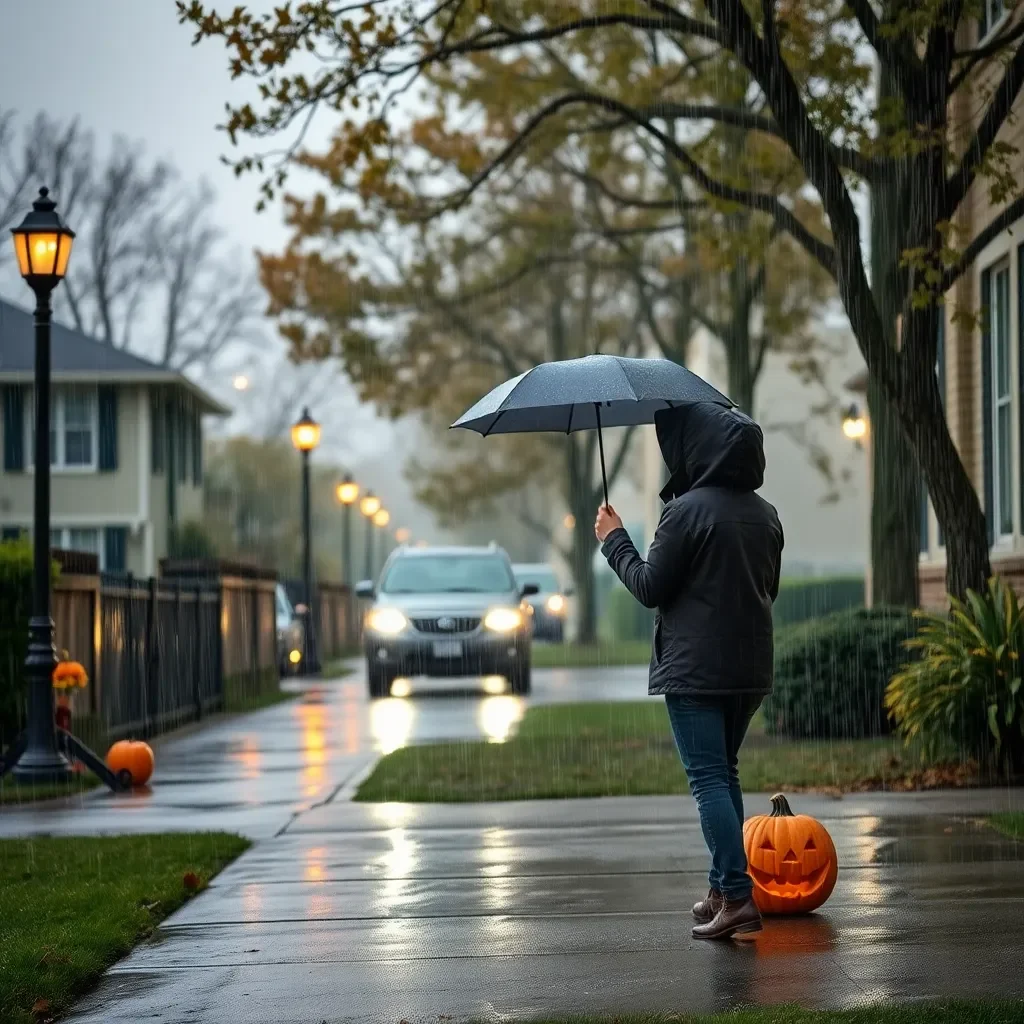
xmin=655 ymin=403 xmax=766 ymax=501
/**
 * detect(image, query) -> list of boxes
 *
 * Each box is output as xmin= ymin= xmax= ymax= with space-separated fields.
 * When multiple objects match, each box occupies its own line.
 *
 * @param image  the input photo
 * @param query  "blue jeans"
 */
xmin=665 ymin=693 xmax=763 ymax=901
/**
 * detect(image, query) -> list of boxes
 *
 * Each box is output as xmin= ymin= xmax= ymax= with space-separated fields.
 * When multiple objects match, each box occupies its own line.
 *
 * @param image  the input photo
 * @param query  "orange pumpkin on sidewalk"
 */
xmin=743 ymin=793 xmax=838 ymax=915
xmin=106 ymin=739 xmax=155 ymax=787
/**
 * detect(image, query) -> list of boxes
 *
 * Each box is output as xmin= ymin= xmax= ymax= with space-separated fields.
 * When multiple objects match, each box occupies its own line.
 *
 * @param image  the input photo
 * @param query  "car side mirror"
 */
xmin=355 ymin=580 xmax=375 ymax=600
xmin=521 ymin=583 xmax=540 ymax=598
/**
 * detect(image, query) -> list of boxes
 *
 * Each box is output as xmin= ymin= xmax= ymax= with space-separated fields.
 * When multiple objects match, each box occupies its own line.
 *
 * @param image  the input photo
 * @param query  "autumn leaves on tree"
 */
xmin=179 ymin=0 xmax=1024 ymax=601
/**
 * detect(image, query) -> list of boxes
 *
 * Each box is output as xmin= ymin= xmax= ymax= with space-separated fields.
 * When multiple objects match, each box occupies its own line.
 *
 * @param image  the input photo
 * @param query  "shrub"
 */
xmin=168 ymin=521 xmax=218 ymax=560
xmin=765 ymin=606 xmax=916 ymax=740
xmin=772 ymin=576 xmax=865 ymax=627
xmin=886 ymin=577 xmax=1024 ymax=775
xmin=601 ymin=581 xmax=655 ymax=644
xmin=0 ymin=539 xmax=36 ymax=745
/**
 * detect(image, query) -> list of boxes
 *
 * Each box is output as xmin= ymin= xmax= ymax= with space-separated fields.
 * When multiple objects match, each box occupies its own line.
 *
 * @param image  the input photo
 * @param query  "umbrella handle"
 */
xmin=595 ymin=402 xmax=609 ymax=507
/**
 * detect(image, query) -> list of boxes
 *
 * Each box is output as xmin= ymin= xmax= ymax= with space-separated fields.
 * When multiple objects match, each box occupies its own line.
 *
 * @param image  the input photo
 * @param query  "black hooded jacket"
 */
xmin=601 ymin=402 xmax=784 ymax=697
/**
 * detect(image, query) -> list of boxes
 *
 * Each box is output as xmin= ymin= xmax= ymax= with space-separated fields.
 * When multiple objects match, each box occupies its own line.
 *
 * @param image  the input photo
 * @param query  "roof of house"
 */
xmin=0 ymin=299 xmax=230 ymax=415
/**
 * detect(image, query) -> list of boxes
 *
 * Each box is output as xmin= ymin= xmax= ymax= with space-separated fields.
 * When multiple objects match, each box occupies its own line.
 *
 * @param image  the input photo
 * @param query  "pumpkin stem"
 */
xmin=769 ymin=793 xmax=795 ymax=817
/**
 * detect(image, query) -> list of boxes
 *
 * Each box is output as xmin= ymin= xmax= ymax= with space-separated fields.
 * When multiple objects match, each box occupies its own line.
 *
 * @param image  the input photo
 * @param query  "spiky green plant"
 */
xmin=886 ymin=577 xmax=1024 ymax=774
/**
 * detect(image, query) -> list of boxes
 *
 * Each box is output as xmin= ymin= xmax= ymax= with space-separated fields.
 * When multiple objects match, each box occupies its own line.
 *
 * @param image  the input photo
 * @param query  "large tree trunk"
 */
xmin=868 ymin=64 xmax=920 ymax=608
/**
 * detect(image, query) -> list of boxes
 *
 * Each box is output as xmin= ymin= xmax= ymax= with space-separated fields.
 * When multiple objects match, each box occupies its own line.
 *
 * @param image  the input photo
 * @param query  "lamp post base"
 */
xmin=10 ymin=748 xmax=73 ymax=786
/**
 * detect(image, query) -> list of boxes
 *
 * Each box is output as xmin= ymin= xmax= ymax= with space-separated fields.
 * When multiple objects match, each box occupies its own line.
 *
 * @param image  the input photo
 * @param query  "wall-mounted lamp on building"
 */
xmin=842 ymin=403 xmax=868 ymax=444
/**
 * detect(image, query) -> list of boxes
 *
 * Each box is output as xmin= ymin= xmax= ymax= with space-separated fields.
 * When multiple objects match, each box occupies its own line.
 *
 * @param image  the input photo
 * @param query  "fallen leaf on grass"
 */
xmin=182 ymin=871 xmax=201 ymax=891
xmin=31 ymin=997 xmax=51 ymax=1020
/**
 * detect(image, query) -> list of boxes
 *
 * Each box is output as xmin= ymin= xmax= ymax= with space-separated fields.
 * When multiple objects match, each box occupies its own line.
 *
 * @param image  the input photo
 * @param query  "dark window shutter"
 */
xmin=98 ymin=386 xmax=118 ymax=471
xmin=2 ymin=526 xmax=22 ymax=541
xmin=192 ymin=412 xmax=202 ymax=486
xmin=104 ymin=526 xmax=127 ymax=572
xmin=177 ymin=400 xmax=188 ymax=483
xmin=3 ymin=385 xmax=25 ymax=472
xmin=151 ymin=389 xmax=164 ymax=474
xmin=982 ymin=267 xmax=995 ymax=547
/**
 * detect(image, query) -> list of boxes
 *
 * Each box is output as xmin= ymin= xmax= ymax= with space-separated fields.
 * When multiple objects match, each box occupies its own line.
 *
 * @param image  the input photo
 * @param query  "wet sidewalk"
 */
xmin=65 ymin=789 xmax=1024 ymax=1022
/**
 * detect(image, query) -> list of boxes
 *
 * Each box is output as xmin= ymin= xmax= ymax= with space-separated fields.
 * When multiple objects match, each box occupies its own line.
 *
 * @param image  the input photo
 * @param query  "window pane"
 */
xmin=998 ymin=403 xmax=1013 ymax=534
xmin=64 ymin=430 xmax=93 ymax=466
xmin=49 ymin=529 xmax=62 ymax=548
xmin=68 ymin=528 xmax=99 ymax=555
xmin=995 ymin=267 xmax=1010 ymax=396
xmin=62 ymin=390 xmax=94 ymax=466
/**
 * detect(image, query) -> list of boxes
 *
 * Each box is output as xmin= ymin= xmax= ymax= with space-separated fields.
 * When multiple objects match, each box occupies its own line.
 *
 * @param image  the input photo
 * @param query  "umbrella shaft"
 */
xmin=595 ymin=403 xmax=609 ymax=507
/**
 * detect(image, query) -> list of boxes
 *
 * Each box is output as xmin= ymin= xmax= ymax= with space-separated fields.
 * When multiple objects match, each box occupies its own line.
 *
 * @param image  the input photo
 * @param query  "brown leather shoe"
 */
xmin=692 ymin=888 xmax=724 ymax=924
xmin=691 ymin=896 xmax=762 ymax=940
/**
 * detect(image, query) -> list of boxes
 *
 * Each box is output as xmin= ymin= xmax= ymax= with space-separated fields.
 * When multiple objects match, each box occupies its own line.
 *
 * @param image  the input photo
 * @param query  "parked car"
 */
xmin=356 ymin=544 xmax=539 ymax=699
xmin=512 ymin=563 xmax=571 ymax=643
xmin=275 ymin=583 xmax=305 ymax=677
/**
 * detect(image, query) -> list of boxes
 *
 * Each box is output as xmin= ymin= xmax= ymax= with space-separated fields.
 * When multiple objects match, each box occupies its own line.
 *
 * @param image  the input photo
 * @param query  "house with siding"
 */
xmin=0 ymin=299 xmax=229 ymax=575
xmin=845 ymin=3 xmax=1024 ymax=607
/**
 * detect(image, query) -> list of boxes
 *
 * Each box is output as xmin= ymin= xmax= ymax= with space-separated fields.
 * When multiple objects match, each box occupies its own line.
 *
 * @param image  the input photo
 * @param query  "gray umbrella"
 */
xmin=451 ymin=354 xmax=733 ymax=504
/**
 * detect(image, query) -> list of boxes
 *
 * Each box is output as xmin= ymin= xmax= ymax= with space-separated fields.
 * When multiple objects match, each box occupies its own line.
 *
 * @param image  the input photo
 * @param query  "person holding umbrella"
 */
xmin=453 ymin=354 xmax=782 ymax=939
xmin=595 ymin=402 xmax=783 ymax=941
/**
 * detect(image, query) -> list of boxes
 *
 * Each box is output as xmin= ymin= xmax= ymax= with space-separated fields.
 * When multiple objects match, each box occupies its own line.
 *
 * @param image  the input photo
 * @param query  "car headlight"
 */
xmin=367 ymin=607 xmax=408 ymax=635
xmin=484 ymin=607 xmax=524 ymax=633
xmin=546 ymin=594 xmax=566 ymax=615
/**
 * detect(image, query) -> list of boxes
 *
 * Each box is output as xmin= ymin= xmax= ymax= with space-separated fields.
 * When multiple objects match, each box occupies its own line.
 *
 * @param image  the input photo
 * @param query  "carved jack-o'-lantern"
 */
xmin=743 ymin=793 xmax=838 ymax=915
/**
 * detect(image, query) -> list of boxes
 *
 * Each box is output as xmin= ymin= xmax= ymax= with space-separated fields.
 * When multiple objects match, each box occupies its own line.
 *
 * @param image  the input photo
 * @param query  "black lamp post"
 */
xmin=0 ymin=188 xmax=122 ymax=790
xmin=372 ymin=507 xmax=391 ymax=577
xmin=359 ymin=492 xmax=380 ymax=580
xmin=291 ymin=408 xmax=322 ymax=676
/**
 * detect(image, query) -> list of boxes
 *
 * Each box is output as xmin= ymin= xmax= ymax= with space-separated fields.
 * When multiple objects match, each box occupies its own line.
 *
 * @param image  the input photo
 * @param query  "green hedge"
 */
xmin=764 ymin=606 xmax=916 ymax=740
xmin=0 ymin=540 xmax=37 ymax=746
xmin=597 ymin=573 xmax=865 ymax=643
xmin=773 ymin=575 xmax=865 ymax=626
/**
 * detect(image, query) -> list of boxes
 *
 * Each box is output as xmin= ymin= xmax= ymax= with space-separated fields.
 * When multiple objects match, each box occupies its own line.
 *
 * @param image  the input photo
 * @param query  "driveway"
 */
xmin=0 ymin=661 xmax=648 ymax=839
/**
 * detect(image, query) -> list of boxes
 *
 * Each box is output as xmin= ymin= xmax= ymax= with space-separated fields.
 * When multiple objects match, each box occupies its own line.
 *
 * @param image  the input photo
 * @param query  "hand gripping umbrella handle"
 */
xmin=594 ymin=402 xmax=609 ymax=507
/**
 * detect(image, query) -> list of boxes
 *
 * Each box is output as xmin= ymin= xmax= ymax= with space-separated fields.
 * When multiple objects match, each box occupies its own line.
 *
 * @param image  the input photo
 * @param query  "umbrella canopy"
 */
xmin=451 ymin=355 xmax=734 ymax=506
xmin=451 ymin=354 xmax=732 ymax=436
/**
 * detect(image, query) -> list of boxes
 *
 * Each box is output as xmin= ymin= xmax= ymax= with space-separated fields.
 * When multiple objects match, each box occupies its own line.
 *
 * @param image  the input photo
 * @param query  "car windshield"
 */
xmin=381 ymin=555 xmax=515 ymax=594
xmin=514 ymin=568 xmax=560 ymax=592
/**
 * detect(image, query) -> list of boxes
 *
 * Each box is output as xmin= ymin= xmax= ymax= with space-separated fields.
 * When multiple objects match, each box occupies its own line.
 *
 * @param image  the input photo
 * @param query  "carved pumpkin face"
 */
xmin=743 ymin=793 xmax=838 ymax=915
xmin=106 ymin=739 xmax=155 ymax=788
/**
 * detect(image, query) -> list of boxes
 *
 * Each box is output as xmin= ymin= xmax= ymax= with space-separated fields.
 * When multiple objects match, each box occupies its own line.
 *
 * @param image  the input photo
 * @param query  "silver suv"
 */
xmin=355 ymin=545 xmax=538 ymax=699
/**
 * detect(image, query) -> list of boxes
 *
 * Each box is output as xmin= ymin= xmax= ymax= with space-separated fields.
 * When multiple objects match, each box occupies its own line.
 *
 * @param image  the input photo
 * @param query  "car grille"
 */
xmin=411 ymin=616 xmax=481 ymax=634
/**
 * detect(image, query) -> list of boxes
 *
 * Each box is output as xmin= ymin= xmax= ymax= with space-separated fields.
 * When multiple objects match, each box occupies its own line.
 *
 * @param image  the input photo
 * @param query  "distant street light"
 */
xmin=373 ymin=508 xmax=391 ymax=529
xmin=360 ymin=491 xmax=380 ymax=580
xmin=563 ymin=514 xmax=576 ymax=530
xmin=335 ymin=475 xmax=360 ymax=588
xmin=291 ymin=408 xmax=321 ymax=675
xmin=232 ymin=374 xmax=250 ymax=391
xmin=395 ymin=527 xmax=411 ymax=545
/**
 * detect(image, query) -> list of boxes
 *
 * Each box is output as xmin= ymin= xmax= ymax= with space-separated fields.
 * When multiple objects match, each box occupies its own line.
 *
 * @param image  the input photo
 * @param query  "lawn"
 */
xmin=0 ymin=832 xmax=249 ymax=1024
xmin=531 ymin=641 xmax=651 ymax=668
xmin=989 ymin=813 xmax=1024 ymax=840
xmin=526 ymin=1005 xmax=1024 ymax=1024
xmin=0 ymin=773 xmax=101 ymax=807
xmin=355 ymin=700 xmax=970 ymax=803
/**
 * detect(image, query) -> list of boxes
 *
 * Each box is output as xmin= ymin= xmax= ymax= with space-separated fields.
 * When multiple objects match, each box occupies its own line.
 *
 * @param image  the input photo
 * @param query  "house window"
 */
xmin=49 ymin=527 xmax=103 ymax=567
xmin=25 ymin=386 xmax=98 ymax=471
xmin=980 ymin=0 xmax=1006 ymax=40
xmin=991 ymin=260 xmax=1014 ymax=539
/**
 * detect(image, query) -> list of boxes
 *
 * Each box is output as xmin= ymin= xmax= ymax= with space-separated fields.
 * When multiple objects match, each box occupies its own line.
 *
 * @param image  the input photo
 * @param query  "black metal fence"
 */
xmin=98 ymin=573 xmax=222 ymax=738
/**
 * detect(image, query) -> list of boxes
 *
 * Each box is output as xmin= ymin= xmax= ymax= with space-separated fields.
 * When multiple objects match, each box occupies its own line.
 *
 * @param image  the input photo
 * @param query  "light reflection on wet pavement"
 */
xmin=5 ymin=662 xmax=1024 ymax=1021
xmin=0 ymin=662 xmax=646 ymax=838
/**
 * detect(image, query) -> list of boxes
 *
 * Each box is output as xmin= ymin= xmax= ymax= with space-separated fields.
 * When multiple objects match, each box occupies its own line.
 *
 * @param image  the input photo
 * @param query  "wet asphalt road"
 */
xmin=5 ymin=663 xmax=1024 ymax=1021
xmin=0 ymin=662 xmax=649 ymax=839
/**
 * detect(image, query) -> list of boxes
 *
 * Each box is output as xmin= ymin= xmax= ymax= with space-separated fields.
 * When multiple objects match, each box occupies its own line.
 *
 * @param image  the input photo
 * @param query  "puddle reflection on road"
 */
xmin=368 ymin=681 xmax=526 ymax=752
